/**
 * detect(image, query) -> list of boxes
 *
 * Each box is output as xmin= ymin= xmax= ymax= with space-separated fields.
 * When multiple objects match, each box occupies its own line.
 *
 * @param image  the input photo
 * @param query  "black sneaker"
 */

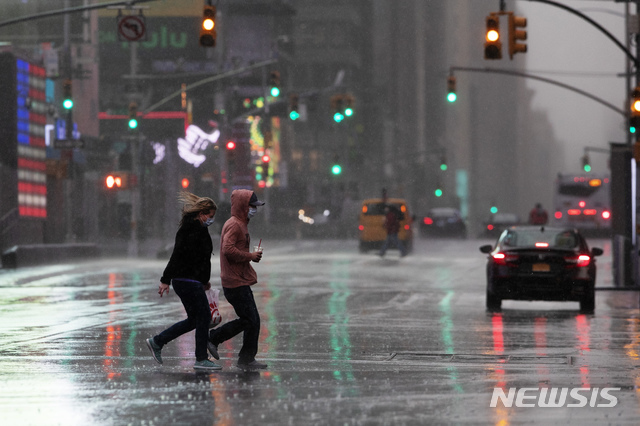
xmin=145 ymin=337 xmax=163 ymax=365
xmin=237 ymin=360 xmax=268 ymax=370
xmin=207 ymin=341 xmax=219 ymax=360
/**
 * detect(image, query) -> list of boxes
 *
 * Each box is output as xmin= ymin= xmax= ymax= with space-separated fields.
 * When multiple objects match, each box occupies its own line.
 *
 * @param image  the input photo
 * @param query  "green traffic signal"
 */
xmin=63 ymin=99 xmax=73 ymax=110
xmin=490 ymin=206 xmax=498 ymax=214
xmin=270 ymin=86 xmax=280 ymax=97
xmin=435 ymin=188 xmax=443 ymax=197
xmin=583 ymin=164 xmax=591 ymax=172
xmin=440 ymin=163 xmax=448 ymax=171
xmin=128 ymin=118 xmax=138 ymax=129
xmin=333 ymin=112 xmax=345 ymax=123
xmin=446 ymin=92 xmax=457 ymax=103
xmin=631 ymin=126 xmax=637 ymax=134
xmin=290 ymin=110 xmax=300 ymax=121
xmin=344 ymin=107 xmax=353 ymax=117
xmin=331 ymin=164 xmax=342 ymax=175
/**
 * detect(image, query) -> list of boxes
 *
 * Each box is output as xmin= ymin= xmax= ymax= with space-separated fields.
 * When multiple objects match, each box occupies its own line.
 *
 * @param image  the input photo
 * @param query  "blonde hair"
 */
xmin=178 ymin=191 xmax=217 ymax=226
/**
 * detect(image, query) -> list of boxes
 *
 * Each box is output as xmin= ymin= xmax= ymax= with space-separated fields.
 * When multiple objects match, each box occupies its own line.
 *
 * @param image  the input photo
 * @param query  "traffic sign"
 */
xmin=117 ymin=15 xmax=147 ymax=42
xmin=53 ymin=139 xmax=84 ymax=149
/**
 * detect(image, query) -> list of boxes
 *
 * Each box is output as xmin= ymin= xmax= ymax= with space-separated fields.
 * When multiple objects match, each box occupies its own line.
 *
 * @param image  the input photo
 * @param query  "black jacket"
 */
xmin=161 ymin=216 xmax=213 ymax=285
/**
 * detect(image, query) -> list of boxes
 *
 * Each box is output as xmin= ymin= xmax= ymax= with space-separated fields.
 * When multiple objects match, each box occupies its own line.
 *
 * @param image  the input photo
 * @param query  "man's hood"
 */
xmin=230 ymin=189 xmax=253 ymax=221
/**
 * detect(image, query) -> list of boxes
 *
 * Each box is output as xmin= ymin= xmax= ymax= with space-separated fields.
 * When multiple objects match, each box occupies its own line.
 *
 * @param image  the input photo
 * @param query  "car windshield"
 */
xmin=501 ymin=229 xmax=578 ymax=249
xmin=364 ymin=202 xmax=405 ymax=219
xmin=493 ymin=213 xmax=518 ymax=223
xmin=430 ymin=208 xmax=458 ymax=218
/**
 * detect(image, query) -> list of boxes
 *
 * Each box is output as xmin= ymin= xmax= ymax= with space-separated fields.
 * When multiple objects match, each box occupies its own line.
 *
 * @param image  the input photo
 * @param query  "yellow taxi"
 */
xmin=358 ymin=198 xmax=413 ymax=253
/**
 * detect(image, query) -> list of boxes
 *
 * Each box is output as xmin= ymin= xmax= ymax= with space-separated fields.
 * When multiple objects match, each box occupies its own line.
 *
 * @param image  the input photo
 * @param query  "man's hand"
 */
xmin=203 ymin=282 xmax=212 ymax=291
xmin=251 ymin=251 xmax=262 ymax=263
xmin=158 ymin=283 xmax=170 ymax=297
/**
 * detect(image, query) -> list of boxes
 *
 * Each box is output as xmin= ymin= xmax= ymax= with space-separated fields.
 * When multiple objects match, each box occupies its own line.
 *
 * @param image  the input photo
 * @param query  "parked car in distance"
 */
xmin=479 ymin=226 xmax=603 ymax=313
xmin=483 ymin=213 xmax=521 ymax=238
xmin=419 ymin=207 xmax=466 ymax=238
xmin=358 ymin=198 xmax=413 ymax=253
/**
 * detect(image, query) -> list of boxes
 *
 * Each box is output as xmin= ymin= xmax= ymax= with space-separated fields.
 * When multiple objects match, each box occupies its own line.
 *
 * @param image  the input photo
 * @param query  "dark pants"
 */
xmin=209 ymin=285 xmax=260 ymax=364
xmin=154 ymin=279 xmax=210 ymax=361
xmin=379 ymin=233 xmax=406 ymax=256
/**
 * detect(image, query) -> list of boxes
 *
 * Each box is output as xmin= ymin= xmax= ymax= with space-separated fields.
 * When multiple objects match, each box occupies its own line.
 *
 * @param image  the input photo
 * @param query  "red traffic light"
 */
xmin=105 ymin=174 xmax=122 ymax=189
xmin=226 ymin=140 xmax=236 ymax=150
xmin=181 ymin=178 xmax=190 ymax=189
xmin=262 ymin=154 xmax=270 ymax=163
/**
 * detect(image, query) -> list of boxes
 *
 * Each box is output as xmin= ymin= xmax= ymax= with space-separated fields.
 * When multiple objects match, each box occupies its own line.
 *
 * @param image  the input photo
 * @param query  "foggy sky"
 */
xmin=516 ymin=0 xmax=627 ymax=175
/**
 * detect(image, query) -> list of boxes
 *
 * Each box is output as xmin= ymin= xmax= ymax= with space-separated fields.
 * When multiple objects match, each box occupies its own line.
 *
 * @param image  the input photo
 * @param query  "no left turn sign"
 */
xmin=117 ymin=15 xmax=147 ymax=42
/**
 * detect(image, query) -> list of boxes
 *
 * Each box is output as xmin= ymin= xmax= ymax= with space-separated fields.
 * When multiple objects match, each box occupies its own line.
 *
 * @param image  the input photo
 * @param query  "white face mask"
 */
xmin=203 ymin=217 xmax=215 ymax=227
xmin=248 ymin=207 xmax=257 ymax=219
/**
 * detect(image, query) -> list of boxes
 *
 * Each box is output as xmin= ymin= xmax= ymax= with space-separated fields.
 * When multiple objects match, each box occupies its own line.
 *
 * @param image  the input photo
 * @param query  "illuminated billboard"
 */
xmin=0 ymin=53 xmax=48 ymax=218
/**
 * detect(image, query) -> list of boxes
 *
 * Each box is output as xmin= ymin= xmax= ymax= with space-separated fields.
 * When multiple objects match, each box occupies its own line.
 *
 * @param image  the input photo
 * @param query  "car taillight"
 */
xmin=424 ymin=217 xmax=433 ymax=225
xmin=602 ymin=211 xmax=611 ymax=220
xmin=565 ymin=254 xmax=591 ymax=267
xmin=492 ymin=252 xmax=518 ymax=266
xmin=554 ymin=211 xmax=562 ymax=219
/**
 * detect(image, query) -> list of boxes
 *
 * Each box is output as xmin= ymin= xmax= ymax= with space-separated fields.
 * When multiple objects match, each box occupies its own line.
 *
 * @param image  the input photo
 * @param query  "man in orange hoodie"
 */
xmin=207 ymin=189 xmax=267 ymax=370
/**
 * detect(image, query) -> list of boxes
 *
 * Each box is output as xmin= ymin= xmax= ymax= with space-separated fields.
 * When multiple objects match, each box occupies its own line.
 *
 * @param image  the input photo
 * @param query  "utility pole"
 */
xmin=63 ymin=0 xmax=74 ymax=242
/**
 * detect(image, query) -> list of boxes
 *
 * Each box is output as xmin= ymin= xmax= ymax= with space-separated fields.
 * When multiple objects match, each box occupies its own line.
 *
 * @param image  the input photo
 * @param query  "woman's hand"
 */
xmin=203 ymin=282 xmax=211 ymax=291
xmin=158 ymin=283 xmax=170 ymax=297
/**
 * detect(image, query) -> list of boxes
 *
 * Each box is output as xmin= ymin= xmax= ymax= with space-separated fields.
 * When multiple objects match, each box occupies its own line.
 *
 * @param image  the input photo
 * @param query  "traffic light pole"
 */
xmin=128 ymin=40 xmax=140 ymax=257
xmin=449 ymin=66 xmax=625 ymax=117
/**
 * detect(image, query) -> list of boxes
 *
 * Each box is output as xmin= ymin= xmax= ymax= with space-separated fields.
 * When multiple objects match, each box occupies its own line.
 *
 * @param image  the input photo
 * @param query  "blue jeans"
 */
xmin=379 ymin=233 xmax=406 ymax=256
xmin=209 ymin=285 xmax=260 ymax=364
xmin=154 ymin=279 xmax=210 ymax=361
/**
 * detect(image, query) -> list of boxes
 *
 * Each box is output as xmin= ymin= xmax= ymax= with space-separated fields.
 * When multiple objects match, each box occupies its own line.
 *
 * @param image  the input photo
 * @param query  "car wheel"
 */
xmin=580 ymin=290 xmax=595 ymax=313
xmin=486 ymin=289 xmax=501 ymax=312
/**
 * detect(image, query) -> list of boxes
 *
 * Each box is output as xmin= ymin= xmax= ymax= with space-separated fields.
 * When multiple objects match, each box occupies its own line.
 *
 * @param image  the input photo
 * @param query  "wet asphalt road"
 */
xmin=1 ymin=237 xmax=640 ymax=425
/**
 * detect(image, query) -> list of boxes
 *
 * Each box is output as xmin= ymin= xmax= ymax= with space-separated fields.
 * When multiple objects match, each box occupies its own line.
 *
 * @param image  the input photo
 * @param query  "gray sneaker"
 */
xmin=194 ymin=359 xmax=223 ymax=371
xmin=145 ymin=337 xmax=163 ymax=365
xmin=207 ymin=342 xmax=219 ymax=360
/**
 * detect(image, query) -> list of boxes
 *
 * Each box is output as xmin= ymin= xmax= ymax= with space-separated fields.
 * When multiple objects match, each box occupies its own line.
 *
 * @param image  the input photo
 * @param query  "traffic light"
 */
xmin=344 ymin=94 xmax=355 ymax=117
xmin=490 ymin=206 xmax=498 ymax=214
xmin=331 ymin=94 xmax=345 ymax=123
xmin=128 ymin=102 xmax=138 ymax=130
xmin=582 ymin=154 xmax=591 ymax=172
xmin=226 ymin=140 xmax=236 ymax=170
xmin=199 ymin=5 xmax=216 ymax=47
xmin=440 ymin=156 xmax=448 ymax=171
xmin=434 ymin=187 xmax=443 ymax=197
xmin=630 ymin=86 xmax=640 ymax=135
xmin=181 ymin=178 xmax=190 ymax=189
xmin=289 ymin=93 xmax=299 ymax=121
xmin=105 ymin=173 xmax=128 ymax=189
xmin=446 ymin=76 xmax=456 ymax=103
xmin=269 ymin=71 xmax=280 ymax=97
xmin=262 ymin=153 xmax=270 ymax=163
xmin=62 ymin=79 xmax=73 ymax=110
xmin=331 ymin=164 xmax=342 ymax=175
xmin=484 ymin=14 xmax=502 ymax=60
xmin=508 ymin=13 xmax=527 ymax=59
